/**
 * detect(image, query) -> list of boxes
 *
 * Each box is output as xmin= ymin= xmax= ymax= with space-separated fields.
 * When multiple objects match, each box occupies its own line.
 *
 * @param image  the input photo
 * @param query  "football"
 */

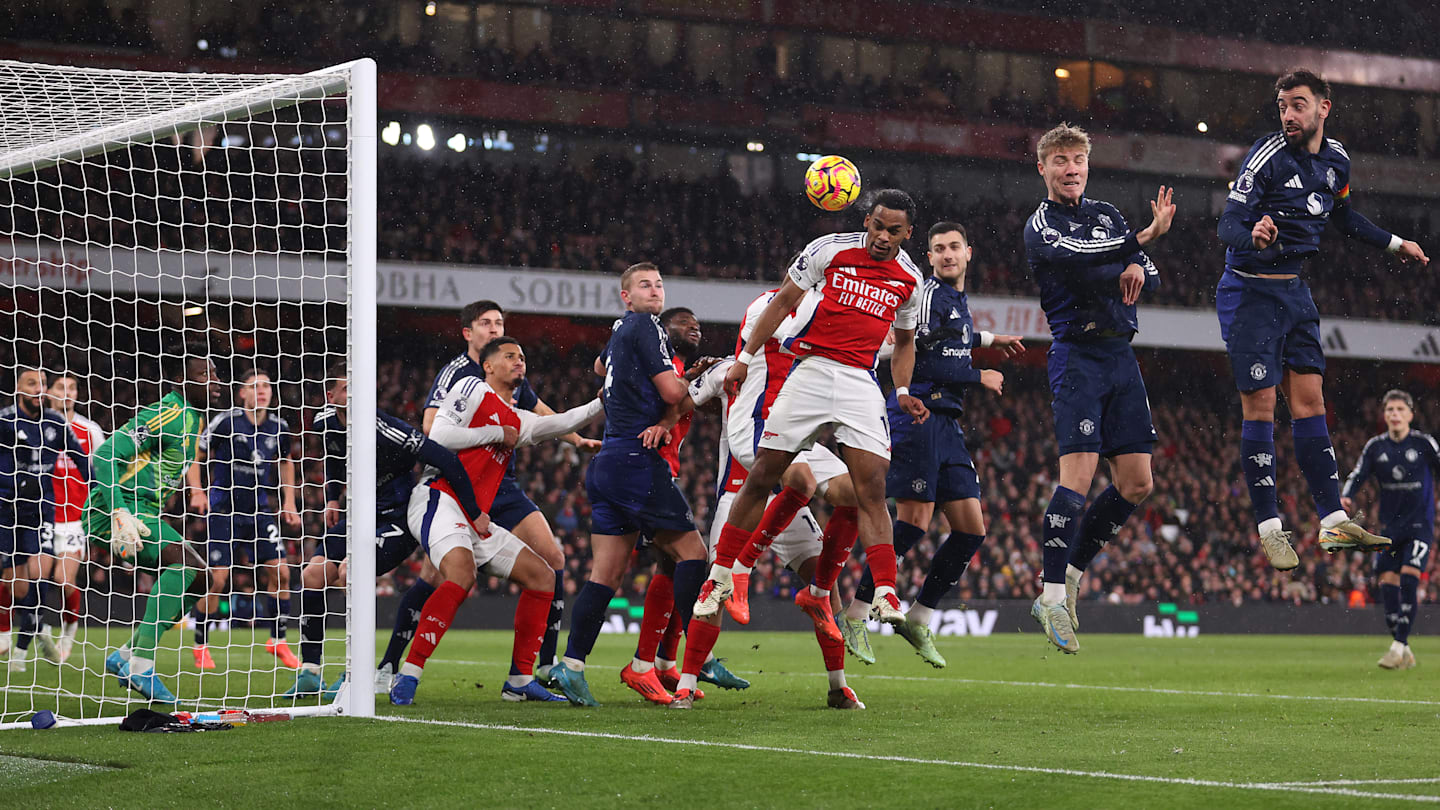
xmin=803 ymin=155 xmax=862 ymax=211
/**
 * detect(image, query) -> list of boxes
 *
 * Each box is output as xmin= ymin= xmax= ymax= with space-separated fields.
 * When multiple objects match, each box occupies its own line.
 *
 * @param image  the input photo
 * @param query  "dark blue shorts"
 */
xmin=207 ymin=512 xmax=282 ymax=567
xmin=1216 ymin=270 xmax=1324 ymax=392
xmin=491 ymin=477 xmax=540 ymax=531
xmin=585 ymin=450 xmax=696 ymax=536
xmin=0 ymin=504 xmax=43 ymax=570
xmin=1048 ymin=338 xmax=1157 ymax=457
xmin=1376 ymin=536 xmax=1433 ymax=574
xmin=886 ymin=409 xmax=980 ymax=503
xmin=321 ymin=508 xmax=418 ymax=576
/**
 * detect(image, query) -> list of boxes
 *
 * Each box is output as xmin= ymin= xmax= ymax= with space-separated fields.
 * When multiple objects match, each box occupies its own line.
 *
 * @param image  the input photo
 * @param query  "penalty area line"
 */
xmin=375 ymin=715 xmax=1440 ymax=803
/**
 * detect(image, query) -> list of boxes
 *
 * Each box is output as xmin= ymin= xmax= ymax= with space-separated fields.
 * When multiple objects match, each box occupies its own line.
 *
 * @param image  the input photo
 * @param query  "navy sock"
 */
xmin=917 ymin=532 xmax=985 ymax=608
xmin=37 ymin=579 xmax=53 ymax=610
xmin=538 ymin=569 xmax=564 ymax=667
xmin=1398 ymin=574 xmax=1420 ymax=644
xmin=1293 ymin=415 xmax=1342 ymax=518
xmin=15 ymin=586 xmax=39 ymax=650
xmin=1241 ymin=420 xmax=1279 ymax=525
xmin=1042 ymin=486 xmax=1087 ymax=584
xmin=855 ymin=521 xmax=925 ymax=603
xmin=1069 ymin=485 xmax=1139 ymax=571
xmin=300 ymin=587 xmax=326 ymax=666
xmin=671 ymin=559 xmax=705 ymax=630
xmin=276 ymin=598 xmax=291 ymax=638
xmin=260 ymin=594 xmax=280 ymax=636
xmin=194 ymin=608 xmax=210 ymax=646
xmin=1382 ymin=583 xmax=1402 ymax=638
xmin=563 ymin=582 xmax=616 ymax=663
xmin=379 ymin=579 xmax=434 ymax=669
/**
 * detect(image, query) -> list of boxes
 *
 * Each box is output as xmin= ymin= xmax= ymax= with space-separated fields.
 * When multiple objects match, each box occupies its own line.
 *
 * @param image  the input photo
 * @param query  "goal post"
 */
xmin=0 ymin=57 xmax=376 ymax=727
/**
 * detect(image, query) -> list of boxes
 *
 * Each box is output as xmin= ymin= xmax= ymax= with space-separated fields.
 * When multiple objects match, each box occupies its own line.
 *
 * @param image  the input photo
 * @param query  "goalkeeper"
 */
xmin=86 ymin=350 xmax=221 ymax=704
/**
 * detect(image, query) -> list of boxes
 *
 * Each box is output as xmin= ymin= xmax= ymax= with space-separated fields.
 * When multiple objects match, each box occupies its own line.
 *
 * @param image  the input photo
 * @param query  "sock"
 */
xmin=864 ymin=544 xmax=898 ymax=594
xmin=0 ymin=582 xmax=10 ymax=632
xmin=1382 ymin=583 xmax=1401 ymax=637
xmin=37 ymin=579 xmax=53 ymax=610
xmin=680 ymin=617 xmax=721 ymax=679
xmin=671 ymin=559 xmax=705 ymax=630
xmin=812 ymin=507 xmax=859 ymax=594
xmin=735 ymin=487 xmax=810 ymax=568
xmin=193 ymin=608 xmax=209 ymax=646
xmin=562 ymin=581 xmax=616 ymax=663
xmin=816 ymin=620 xmax=845 ymax=672
xmin=300 ymin=585 xmax=326 ymax=666
xmin=916 ymin=531 xmax=984 ymax=608
xmin=511 ymin=589 xmax=552 ymax=677
xmin=712 ymin=522 xmax=753 ymax=571
xmin=1041 ymin=486 xmax=1087 ymax=589
xmin=1070 ymin=486 xmax=1139 ymax=571
xmin=634 ymin=572 xmax=674 ymax=664
xmin=1398 ymin=574 xmax=1419 ymax=644
xmin=908 ymin=603 xmax=934 ymax=626
xmin=1241 ymin=420 xmax=1280 ymax=526
xmin=854 ymin=520 xmax=924 ymax=605
xmin=380 ymin=579 xmax=434 ymax=669
xmin=130 ymin=654 xmax=154 ymax=675
xmin=126 ymin=565 xmax=198 ymax=659
xmin=14 ymin=586 xmax=38 ymax=650
xmin=62 ymin=585 xmax=81 ymax=627
xmin=259 ymin=593 xmax=279 ymax=637
xmin=658 ymin=607 xmax=683 ymax=663
xmin=276 ymin=597 xmax=291 ymax=639
xmin=1292 ymin=415 xmax=1343 ymax=519
xmin=403 ymin=581 xmax=467 ymax=671
xmin=538 ymin=569 xmax=563 ymax=667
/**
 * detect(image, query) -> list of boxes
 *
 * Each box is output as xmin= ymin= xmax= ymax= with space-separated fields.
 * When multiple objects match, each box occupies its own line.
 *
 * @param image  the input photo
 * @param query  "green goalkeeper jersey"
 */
xmin=91 ymin=391 xmax=204 ymax=509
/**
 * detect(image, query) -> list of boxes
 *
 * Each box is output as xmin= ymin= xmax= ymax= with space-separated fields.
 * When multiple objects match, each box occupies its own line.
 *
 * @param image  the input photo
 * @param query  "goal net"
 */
xmin=0 ymin=58 xmax=376 ymax=727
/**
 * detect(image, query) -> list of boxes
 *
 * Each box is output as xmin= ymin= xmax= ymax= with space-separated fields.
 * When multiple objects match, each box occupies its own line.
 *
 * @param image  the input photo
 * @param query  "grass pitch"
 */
xmin=1 ymin=629 xmax=1438 ymax=808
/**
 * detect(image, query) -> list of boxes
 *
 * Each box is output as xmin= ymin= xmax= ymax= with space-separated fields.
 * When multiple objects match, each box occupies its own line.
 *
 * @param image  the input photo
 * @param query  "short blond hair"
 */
xmin=1037 ymin=123 xmax=1091 ymax=163
xmin=620 ymin=261 xmax=659 ymax=291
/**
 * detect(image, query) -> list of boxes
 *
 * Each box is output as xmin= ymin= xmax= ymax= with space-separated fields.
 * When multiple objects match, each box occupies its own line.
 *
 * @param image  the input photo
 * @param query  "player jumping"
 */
xmin=92 ymin=349 xmax=221 ymax=703
xmin=1340 ymin=390 xmax=1440 ymax=670
xmin=691 ymin=189 xmax=929 ymax=704
xmin=1218 ymin=69 xmax=1428 ymax=568
xmin=390 ymin=337 xmax=603 ymax=705
xmin=1024 ymin=124 xmax=1174 ymax=653
xmin=841 ymin=221 xmax=1023 ymax=667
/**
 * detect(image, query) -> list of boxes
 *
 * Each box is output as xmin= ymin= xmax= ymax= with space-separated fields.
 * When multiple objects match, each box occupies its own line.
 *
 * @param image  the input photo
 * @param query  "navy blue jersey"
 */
xmin=427 ymin=352 xmax=538 ymax=412
xmin=1342 ymin=430 xmax=1440 ymax=538
xmin=908 ymin=278 xmax=986 ymax=416
xmin=0 ymin=403 xmax=88 ymax=516
xmin=317 ymin=406 xmax=484 ymax=519
xmin=202 ymin=408 xmax=291 ymax=513
xmin=1219 ymin=133 xmax=1392 ymax=273
xmin=599 ymin=310 xmax=674 ymax=454
xmin=1024 ymin=197 xmax=1159 ymax=341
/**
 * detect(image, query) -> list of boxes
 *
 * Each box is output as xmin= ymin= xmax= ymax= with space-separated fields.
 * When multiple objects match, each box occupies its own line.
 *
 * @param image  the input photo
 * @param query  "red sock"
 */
xmin=865 ymin=543 xmax=898 ymax=590
xmin=63 ymin=586 xmax=81 ymax=626
xmin=659 ymin=609 xmax=683 ymax=662
xmin=0 ymin=582 xmax=11 ymax=633
xmin=404 ymin=581 xmax=467 ymax=671
xmin=713 ymin=523 xmax=753 ymax=569
xmin=737 ymin=487 xmax=810 ymax=568
xmin=816 ymin=624 xmax=845 ymax=671
xmin=511 ymin=589 xmax=552 ymax=676
xmin=813 ymin=507 xmax=859 ymax=591
xmin=634 ymin=572 xmax=674 ymax=663
xmin=681 ymin=618 xmax=721 ymax=677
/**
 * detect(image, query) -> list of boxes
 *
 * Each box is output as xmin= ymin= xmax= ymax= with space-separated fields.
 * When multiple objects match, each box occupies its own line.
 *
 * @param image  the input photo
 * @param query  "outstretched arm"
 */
xmin=517 ymin=398 xmax=605 ymax=447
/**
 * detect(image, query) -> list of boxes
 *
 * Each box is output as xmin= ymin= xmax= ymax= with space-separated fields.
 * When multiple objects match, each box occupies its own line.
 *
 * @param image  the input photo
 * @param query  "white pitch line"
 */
xmin=428 ymin=658 xmax=1440 ymax=708
xmin=1263 ymin=778 xmax=1440 ymax=788
xmin=376 ymin=714 xmax=1440 ymax=803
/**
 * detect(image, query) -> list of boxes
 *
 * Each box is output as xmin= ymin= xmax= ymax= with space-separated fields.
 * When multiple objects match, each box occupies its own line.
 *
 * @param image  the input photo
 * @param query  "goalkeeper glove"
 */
xmin=110 ymin=507 xmax=150 ymax=562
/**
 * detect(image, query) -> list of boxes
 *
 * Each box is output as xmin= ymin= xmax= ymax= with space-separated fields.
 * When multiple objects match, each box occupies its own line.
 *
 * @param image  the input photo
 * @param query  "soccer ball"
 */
xmin=804 ymin=155 xmax=862 ymax=212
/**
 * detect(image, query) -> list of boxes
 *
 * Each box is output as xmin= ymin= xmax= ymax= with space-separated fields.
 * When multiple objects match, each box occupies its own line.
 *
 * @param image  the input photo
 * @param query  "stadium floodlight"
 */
xmin=0 ymin=58 xmax=376 ymax=727
xmin=416 ymin=124 xmax=435 ymax=151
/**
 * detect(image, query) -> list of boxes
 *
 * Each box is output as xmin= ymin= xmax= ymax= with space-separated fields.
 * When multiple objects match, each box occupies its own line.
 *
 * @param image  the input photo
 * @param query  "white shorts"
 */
xmin=757 ymin=356 xmax=890 ymax=460
xmin=42 ymin=521 xmax=87 ymax=557
xmin=407 ymin=485 xmax=525 ymax=580
xmin=729 ymin=435 xmax=849 ymax=497
xmin=708 ymin=492 xmax=822 ymax=572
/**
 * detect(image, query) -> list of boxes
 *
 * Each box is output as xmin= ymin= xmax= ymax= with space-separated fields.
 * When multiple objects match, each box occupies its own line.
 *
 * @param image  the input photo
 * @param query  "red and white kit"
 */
xmin=691 ymin=359 xmax=824 ymax=569
xmin=50 ymin=412 xmax=103 ymax=556
xmin=757 ymin=232 xmax=924 ymax=460
xmin=412 ymin=376 xmax=602 ymax=576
